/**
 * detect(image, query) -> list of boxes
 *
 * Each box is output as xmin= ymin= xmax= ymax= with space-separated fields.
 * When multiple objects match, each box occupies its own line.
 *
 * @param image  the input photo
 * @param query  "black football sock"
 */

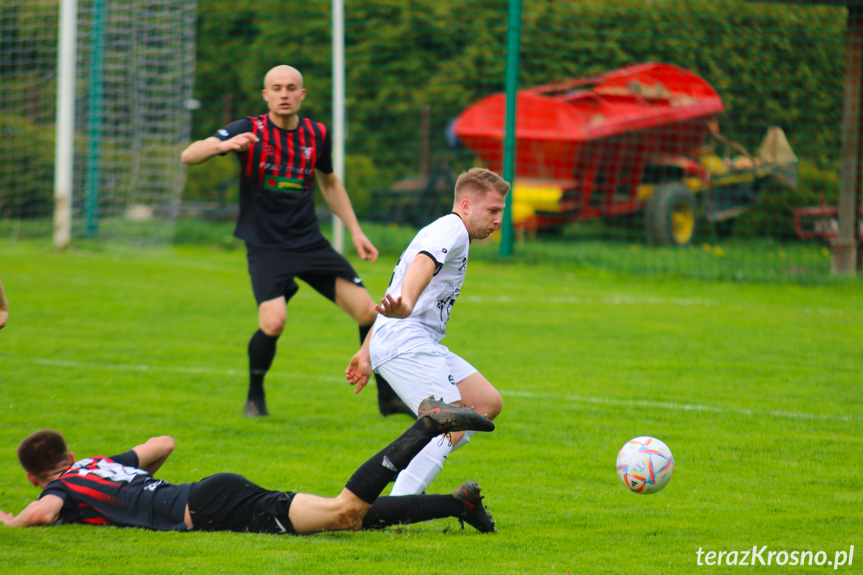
xmin=344 ymin=416 xmax=438 ymax=504
xmin=248 ymin=329 xmax=279 ymax=402
xmin=359 ymin=324 xmax=399 ymax=403
xmin=375 ymin=373 xmax=399 ymax=403
xmin=362 ymin=494 xmax=463 ymax=530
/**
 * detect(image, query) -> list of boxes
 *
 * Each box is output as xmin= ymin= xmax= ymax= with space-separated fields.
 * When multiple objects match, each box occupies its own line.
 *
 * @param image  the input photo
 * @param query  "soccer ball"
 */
xmin=616 ymin=436 xmax=674 ymax=494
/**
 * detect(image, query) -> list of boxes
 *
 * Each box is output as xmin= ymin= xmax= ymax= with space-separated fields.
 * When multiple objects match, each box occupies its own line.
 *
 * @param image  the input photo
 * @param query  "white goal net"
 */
xmin=0 ymin=0 xmax=197 ymax=243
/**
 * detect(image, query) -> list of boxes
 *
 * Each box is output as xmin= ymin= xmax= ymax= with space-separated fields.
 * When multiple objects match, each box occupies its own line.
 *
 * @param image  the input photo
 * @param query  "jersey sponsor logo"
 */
xmin=259 ymin=163 xmax=313 ymax=176
xmin=264 ymin=175 xmax=304 ymax=192
xmin=436 ymin=287 xmax=460 ymax=326
xmin=143 ymin=479 xmax=166 ymax=492
xmin=70 ymin=458 xmax=148 ymax=484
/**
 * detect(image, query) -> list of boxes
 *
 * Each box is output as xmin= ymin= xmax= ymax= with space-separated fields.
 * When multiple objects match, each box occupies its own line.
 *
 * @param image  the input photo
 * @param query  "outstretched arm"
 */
xmin=316 ymin=170 xmax=378 ymax=262
xmin=0 ymin=495 xmax=64 ymax=527
xmin=181 ymin=134 xmax=259 ymax=165
xmin=132 ymin=436 xmax=175 ymax=475
xmin=375 ymin=254 xmax=436 ymax=319
xmin=346 ymin=254 xmax=436 ymax=392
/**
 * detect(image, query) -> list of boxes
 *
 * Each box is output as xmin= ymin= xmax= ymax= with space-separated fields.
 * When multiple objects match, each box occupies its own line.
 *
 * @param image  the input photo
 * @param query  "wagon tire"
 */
xmin=645 ymin=183 xmax=697 ymax=246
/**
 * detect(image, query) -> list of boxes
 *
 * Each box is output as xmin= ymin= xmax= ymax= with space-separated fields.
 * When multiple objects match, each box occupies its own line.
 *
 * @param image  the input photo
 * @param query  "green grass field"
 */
xmin=0 ymin=239 xmax=860 ymax=574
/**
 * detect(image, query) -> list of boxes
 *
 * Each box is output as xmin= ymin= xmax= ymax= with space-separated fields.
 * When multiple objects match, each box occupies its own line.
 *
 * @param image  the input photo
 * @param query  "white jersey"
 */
xmin=370 ymin=213 xmax=470 ymax=370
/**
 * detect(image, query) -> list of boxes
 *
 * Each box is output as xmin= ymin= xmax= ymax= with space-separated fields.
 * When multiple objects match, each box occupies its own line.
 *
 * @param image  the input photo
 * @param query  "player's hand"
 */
xmin=219 ymin=132 xmax=259 ymax=154
xmin=0 ymin=309 xmax=7 ymax=330
xmin=375 ymin=293 xmax=412 ymax=319
xmin=352 ymin=232 xmax=379 ymax=263
xmin=0 ymin=509 xmax=15 ymax=526
xmin=346 ymin=352 xmax=372 ymax=394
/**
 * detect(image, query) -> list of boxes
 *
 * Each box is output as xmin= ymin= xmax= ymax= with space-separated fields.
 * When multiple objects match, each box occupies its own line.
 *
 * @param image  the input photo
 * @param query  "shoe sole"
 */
xmin=418 ymin=396 xmax=494 ymax=433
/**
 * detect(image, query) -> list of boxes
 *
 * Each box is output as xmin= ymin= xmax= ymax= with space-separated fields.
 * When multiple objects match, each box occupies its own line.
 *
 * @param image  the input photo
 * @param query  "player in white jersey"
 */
xmin=346 ymin=168 xmax=510 ymax=495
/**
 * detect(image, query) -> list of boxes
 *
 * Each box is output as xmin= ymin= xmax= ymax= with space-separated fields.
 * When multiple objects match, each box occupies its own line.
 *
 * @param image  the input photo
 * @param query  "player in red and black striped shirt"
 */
xmin=182 ymin=65 xmax=409 ymax=418
xmin=1 ymin=401 xmax=497 ymax=534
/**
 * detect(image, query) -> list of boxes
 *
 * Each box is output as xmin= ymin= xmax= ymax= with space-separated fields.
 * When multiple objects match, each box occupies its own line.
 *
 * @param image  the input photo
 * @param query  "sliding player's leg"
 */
xmin=289 ymin=397 xmax=494 ymax=534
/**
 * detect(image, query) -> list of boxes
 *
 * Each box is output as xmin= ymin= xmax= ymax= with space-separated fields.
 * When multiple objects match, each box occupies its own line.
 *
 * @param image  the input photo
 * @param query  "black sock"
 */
xmin=361 ymin=323 xmax=399 ymax=403
xmin=344 ymin=417 xmax=438 ymax=504
xmin=248 ymin=329 xmax=279 ymax=402
xmin=362 ymin=494 xmax=462 ymax=530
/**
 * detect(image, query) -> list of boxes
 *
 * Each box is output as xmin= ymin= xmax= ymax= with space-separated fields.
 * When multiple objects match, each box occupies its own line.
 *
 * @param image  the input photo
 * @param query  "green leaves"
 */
xmin=183 ymin=0 xmax=846 ymax=217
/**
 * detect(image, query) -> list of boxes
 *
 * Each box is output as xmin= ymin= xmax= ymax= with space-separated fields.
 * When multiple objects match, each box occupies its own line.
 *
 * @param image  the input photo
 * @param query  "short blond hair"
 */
xmin=454 ymin=168 xmax=510 ymax=201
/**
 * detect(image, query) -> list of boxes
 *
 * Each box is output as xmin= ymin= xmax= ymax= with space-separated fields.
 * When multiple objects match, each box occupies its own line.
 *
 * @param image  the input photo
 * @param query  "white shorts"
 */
xmin=375 ymin=343 xmax=478 ymax=414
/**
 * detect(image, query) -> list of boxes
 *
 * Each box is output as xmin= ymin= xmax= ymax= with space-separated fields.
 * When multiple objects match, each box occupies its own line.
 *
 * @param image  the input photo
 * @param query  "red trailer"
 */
xmin=453 ymin=63 xmax=795 ymax=245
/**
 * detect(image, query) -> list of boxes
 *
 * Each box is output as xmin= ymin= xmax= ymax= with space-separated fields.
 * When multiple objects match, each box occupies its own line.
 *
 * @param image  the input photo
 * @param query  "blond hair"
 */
xmin=454 ymin=168 xmax=510 ymax=202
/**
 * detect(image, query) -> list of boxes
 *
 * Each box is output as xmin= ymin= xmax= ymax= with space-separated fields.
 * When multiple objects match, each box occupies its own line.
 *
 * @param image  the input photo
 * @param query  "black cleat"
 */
xmin=378 ymin=396 xmax=415 ymax=418
xmin=417 ymin=396 xmax=495 ymax=434
xmin=244 ymin=399 xmax=269 ymax=418
xmin=452 ymin=481 xmax=497 ymax=533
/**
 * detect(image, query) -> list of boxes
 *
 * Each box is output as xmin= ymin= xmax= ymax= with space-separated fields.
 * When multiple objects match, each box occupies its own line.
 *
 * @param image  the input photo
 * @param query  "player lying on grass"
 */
xmin=0 ymin=398 xmax=496 ymax=534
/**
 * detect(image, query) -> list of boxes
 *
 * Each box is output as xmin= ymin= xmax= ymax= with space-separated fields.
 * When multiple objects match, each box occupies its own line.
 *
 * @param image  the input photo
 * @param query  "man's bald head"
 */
xmin=261 ymin=65 xmax=307 ymax=128
xmin=263 ymin=65 xmax=304 ymax=89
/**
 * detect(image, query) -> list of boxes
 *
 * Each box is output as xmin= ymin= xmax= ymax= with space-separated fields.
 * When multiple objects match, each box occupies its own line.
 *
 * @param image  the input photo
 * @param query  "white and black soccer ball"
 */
xmin=616 ymin=436 xmax=674 ymax=494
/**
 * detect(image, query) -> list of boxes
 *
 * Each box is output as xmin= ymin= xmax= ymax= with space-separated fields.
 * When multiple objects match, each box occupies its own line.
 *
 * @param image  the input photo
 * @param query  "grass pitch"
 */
xmin=0 ymin=240 xmax=860 ymax=574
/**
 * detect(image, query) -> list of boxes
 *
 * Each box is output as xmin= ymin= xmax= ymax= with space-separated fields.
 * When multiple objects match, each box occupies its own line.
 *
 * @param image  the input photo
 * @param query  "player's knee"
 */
xmin=359 ymin=310 xmax=377 ymax=326
xmin=482 ymin=390 xmax=503 ymax=420
xmin=259 ymin=315 xmax=286 ymax=336
xmin=353 ymin=302 xmax=377 ymax=326
xmin=330 ymin=501 xmax=365 ymax=531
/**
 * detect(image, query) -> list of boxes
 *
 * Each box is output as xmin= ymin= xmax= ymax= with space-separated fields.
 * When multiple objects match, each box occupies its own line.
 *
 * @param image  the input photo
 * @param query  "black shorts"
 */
xmin=246 ymin=242 xmax=366 ymax=305
xmin=187 ymin=473 xmax=297 ymax=534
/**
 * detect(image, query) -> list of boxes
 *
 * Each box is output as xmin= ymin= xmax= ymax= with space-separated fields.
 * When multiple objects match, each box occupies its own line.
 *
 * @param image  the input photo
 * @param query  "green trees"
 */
xmin=184 ymin=1 xmax=850 ymax=219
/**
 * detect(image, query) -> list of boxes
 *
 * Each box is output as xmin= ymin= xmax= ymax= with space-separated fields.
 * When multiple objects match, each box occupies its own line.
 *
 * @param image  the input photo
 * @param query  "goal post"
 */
xmin=1 ymin=0 xmax=198 ymax=245
xmin=54 ymin=0 xmax=78 ymax=248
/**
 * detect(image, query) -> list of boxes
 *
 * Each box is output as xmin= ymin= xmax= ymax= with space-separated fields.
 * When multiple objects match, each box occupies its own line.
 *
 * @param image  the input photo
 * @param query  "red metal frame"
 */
xmin=793 ymin=205 xmax=863 ymax=240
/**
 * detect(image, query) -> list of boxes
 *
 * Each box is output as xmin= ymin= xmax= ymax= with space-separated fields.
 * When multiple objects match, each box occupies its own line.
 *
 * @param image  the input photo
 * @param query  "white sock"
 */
xmin=453 ymin=430 xmax=475 ymax=451
xmin=390 ymin=430 xmax=478 ymax=495
xmin=390 ymin=436 xmax=453 ymax=495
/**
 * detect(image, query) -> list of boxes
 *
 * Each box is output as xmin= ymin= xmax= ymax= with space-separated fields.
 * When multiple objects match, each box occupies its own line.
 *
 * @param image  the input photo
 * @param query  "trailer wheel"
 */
xmin=645 ymin=183 xmax=696 ymax=246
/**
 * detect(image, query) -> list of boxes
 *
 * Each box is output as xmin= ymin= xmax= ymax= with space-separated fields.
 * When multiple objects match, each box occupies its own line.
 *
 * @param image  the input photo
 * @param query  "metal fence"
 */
xmin=186 ymin=0 xmax=863 ymax=282
xmin=1 ymin=0 xmax=860 ymax=282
